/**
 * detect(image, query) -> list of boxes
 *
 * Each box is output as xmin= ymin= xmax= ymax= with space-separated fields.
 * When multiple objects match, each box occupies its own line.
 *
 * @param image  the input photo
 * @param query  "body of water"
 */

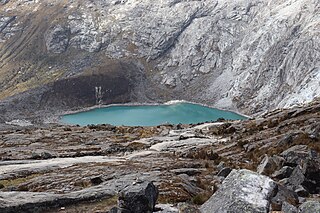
xmin=61 ymin=103 xmax=247 ymax=126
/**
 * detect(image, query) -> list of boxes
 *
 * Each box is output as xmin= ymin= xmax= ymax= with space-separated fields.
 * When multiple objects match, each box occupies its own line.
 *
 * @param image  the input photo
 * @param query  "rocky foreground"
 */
xmin=0 ymin=100 xmax=319 ymax=212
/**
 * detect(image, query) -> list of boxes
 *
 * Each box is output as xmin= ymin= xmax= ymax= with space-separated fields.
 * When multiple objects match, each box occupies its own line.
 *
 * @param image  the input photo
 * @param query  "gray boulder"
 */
xmin=271 ymin=184 xmax=298 ymax=211
xmin=287 ymin=166 xmax=306 ymax=189
xmin=298 ymin=201 xmax=320 ymax=213
xmin=282 ymin=201 xmax=298 ymax=213
xmin=118 ymin=181 xmax=158 ymax=213
xmin=280 ymin=145 xmax=309 ymax=166
xmin=257 ymin=155 xmax=284 ymax=175
xmin=200 ymin=169 xmax=276 ymax=213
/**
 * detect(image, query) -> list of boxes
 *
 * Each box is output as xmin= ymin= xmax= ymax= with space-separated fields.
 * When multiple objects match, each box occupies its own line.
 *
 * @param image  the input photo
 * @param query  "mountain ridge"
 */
xmin=0 ymin=0 xmax=319 ymax=121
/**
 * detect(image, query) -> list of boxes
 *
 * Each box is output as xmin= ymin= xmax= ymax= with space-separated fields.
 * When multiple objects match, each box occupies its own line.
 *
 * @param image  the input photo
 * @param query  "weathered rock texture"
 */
xmin=118 ymin=181 xmax=158 ymax=213
xmin=200 ymin=169 xmax=276 ymax=213
xmin=0 ymin=0 xmax=319 ymax=119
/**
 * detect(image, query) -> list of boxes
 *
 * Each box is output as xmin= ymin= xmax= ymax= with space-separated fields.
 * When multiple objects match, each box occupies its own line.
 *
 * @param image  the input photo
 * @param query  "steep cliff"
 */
xmin=0 ymin=0 xmax=319 ymax=117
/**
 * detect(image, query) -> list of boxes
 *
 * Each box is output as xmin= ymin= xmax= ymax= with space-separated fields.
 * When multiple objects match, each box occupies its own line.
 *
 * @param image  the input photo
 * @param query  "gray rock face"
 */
xmin=298 ymin=201 xmax=320 ymax=213
xmin=45 ymin=24 xmax=70 ymax=54
xmin=118 ymin=181 xmax=158 ymax=213
xmin=0 ymin=0 xmax=319 ymax=114
xmin=200 ymin=169 xmax=276 ymax=213
xmin=0 ymin=16 xmax=18 ymax=42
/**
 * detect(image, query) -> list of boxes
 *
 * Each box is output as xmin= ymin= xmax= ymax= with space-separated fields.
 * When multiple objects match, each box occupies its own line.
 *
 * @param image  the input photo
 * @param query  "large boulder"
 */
xmin=298 ymin=201 xmax=320 ymax=213
xmin=118 ymin=181 xmax=158 ymax=213
xmin=200 ymin=169 xmax=276 ymax=213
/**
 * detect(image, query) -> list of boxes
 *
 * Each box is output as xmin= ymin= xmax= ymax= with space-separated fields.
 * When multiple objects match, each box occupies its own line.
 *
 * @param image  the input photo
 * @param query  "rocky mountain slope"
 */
xmin=0 ymin=0 xmax=319 ymax=120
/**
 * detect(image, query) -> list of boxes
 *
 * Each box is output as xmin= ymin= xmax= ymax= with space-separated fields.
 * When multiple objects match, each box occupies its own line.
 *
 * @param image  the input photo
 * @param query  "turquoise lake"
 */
xmin=61 ymin=103 xmax=247 ymax=126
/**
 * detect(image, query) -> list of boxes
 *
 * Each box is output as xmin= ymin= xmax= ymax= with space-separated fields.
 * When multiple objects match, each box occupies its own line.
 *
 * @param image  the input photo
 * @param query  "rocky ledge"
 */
xmin=0 ymin=100 xmax=319 ymax=212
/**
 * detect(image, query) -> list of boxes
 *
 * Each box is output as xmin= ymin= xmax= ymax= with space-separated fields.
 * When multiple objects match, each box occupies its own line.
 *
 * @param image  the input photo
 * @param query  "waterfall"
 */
xmin=95 ymin=86 xmax=103 ymax=105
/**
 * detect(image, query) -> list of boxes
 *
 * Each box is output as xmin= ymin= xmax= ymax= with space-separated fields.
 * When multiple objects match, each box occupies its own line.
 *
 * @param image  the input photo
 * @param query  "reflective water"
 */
xmin=61 ymin=103 xmax=247 ymax=126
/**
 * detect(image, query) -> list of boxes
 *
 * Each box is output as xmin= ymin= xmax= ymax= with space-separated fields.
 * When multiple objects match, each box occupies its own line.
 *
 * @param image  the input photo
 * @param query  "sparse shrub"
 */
xmin=191 ymin=192 xmax=212 ymax=205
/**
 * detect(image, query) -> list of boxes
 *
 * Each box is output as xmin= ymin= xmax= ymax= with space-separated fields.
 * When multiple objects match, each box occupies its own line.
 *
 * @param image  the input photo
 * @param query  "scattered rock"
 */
xmin=118 ymin=181 xmax=158 ymax=213
xmin=200 ymin=169 xmax=276 ymax=213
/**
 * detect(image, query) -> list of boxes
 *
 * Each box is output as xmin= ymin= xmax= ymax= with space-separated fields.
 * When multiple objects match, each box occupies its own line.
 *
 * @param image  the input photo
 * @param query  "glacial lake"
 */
xmin=61 ymin=103 xmax=247 ymax=126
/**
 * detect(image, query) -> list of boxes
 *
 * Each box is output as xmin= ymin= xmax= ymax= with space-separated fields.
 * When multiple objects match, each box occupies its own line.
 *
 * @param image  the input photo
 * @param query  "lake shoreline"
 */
xmin=57 ymin=100 xmax=251 ymax=126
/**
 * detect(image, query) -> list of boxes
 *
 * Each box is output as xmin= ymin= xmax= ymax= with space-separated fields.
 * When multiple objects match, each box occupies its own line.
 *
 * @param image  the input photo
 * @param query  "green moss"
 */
xmin=191 ymin=192 xmax=212 ymax=205
xmin=0 ymin=174 xmax=40 ymax=189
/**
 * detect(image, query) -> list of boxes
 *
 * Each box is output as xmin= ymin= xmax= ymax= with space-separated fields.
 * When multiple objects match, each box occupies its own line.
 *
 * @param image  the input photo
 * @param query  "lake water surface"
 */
xmin=61 ymin=103 xmax=247 ymax=126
